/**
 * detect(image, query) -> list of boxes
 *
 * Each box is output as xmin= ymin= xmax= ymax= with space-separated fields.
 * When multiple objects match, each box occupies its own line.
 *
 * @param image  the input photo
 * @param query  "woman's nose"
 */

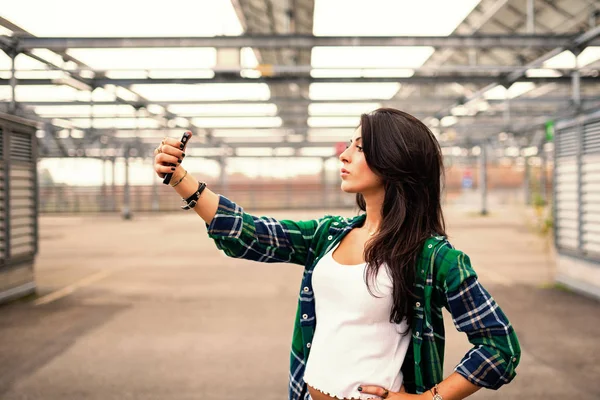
xmin=339 ymin=148 xmax=349 ymax=163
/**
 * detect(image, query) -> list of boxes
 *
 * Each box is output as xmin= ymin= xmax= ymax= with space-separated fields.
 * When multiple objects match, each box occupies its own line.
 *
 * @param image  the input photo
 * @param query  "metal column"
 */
xmin=573 ymin=50 xmax=584 ymax=251
xmin=479 ymin=141 xmax=488 ymax=216
xmin=102 ymin=156 xmax=107 ymax=212
xmin=122 ymin=150 xmax=132 ymax=219
xmin=572 ymin=49 xmax=582 ymax=112
xmin=524 ymin=157 xmax=531 ymax=205
xmin=321 ymin=158 xmax=328 ymax=208
xmin=111 ymin=157 xmax=117 ymax=212
xmin=219 ymin=156 xmax=228 ymax=192
xmin=539 ymin=143 xmax=547 ymax=204
xmin=527 ymin=0 xmax=535 ymax=33
xmin=9 ymin=51 xmax=17 ymax=113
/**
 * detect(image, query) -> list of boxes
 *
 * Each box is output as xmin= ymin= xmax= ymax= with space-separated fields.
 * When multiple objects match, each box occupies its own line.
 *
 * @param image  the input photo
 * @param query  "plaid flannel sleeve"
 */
xmin=205 ymin=194 xmax=327 ymax=266
xmin=443 ymin=249 xmax=521 ymax=390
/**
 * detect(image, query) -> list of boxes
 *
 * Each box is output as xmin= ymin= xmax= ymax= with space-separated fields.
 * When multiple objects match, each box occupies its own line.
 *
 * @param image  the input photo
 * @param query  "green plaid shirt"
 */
xmin=206 ymin=195 xmax=521 ymax=399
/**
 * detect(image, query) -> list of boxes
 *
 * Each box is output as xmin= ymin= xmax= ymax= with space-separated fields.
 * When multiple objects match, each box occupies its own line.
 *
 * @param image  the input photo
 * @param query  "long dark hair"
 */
xmin=358 ymin=108 xmax=447 ymax=332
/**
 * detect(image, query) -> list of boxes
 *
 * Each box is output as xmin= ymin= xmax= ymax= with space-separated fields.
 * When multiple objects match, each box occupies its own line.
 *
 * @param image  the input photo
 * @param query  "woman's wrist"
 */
xmin=170 ymin=165 xmax=186 ymax=185
xmin=171 ymin=166 xmax=199 ymax=199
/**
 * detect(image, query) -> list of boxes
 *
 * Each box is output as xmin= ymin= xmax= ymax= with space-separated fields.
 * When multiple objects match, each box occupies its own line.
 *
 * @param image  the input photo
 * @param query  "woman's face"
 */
xmin=338 ymin=126 xmax=384 ymax=195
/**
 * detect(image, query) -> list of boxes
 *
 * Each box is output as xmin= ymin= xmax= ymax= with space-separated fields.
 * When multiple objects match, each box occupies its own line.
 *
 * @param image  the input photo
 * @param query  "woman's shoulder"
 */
xmin=421 ymin=234 xmax=478 ymax=288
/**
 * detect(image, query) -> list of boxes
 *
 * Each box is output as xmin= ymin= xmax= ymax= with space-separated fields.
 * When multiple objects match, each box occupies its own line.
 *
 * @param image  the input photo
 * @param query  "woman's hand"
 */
xmin=153 ymin=134 xmax=190 ymax=178
xmin=358 ymin=384 xmax=427 ymax=400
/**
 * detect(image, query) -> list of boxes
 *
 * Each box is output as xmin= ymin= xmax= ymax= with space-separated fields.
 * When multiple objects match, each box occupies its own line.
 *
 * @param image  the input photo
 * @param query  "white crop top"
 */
xmin=303 ymin=241 xmax=412 ymax=400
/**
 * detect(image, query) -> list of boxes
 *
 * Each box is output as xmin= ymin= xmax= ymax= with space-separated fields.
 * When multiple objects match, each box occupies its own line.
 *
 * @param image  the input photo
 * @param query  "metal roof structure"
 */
xmin=0 ymin=0 xmax=599 ymax=160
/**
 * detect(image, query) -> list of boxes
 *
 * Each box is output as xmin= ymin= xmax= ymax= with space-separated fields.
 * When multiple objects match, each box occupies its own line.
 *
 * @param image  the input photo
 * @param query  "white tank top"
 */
xmin=303 ymin=241 xmax=412 ymax=400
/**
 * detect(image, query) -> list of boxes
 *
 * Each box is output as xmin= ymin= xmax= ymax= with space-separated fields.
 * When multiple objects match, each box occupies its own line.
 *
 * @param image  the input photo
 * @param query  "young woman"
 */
xmin=153 ymin=108 xmax=520 ymax=400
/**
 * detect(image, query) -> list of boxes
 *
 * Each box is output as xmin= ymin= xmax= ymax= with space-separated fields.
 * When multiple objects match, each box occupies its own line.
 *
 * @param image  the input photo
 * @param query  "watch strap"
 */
xmin=181 ymin=181 xmax=207 ymax=210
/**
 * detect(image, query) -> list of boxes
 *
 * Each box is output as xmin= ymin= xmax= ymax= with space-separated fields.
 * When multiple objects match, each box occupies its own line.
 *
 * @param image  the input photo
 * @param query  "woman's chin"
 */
xmin=340 ymin=182 xmax=358 ymax=193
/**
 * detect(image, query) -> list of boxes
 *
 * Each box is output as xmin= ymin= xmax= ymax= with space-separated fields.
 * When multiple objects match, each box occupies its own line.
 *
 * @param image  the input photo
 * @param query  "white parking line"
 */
xmin=33 ymin=270 xmax=113 ymax=306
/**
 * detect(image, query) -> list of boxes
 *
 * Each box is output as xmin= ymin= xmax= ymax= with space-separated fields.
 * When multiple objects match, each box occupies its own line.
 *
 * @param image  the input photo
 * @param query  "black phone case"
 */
xmin=162 ymin=131 xmax=191 ymax=185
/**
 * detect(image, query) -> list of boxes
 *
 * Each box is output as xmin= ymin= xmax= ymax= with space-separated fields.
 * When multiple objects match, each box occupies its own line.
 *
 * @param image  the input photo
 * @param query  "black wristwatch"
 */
xmin=181 ymin=181 xmax=207 ymax=210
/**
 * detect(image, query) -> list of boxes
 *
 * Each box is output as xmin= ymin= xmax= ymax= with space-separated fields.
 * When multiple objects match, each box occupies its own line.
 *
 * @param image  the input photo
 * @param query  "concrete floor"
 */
xmin=1 ymin=203 xmax=599 ymax=400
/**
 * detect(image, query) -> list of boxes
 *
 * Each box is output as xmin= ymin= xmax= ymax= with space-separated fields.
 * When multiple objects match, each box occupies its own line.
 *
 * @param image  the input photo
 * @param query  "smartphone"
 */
xmin=162 ymin=131 xmax=192 ymax=185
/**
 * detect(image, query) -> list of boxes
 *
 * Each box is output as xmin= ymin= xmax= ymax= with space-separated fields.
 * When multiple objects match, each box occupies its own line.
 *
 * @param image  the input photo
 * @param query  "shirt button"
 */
xmin=302 ymin=314 xmax=308 ymax=320
xmin=428 ymin=244 xmax=433 ymax=249
xmin=328 ymin=235 xmax=333 ymax=240
xmin=421 ymin=270 xmax=425 ymax=274
xmin=416 ymin=302 xmax=421 ymax=307
xmin=512 ymin=357 xmax=517 ymax=362
xmin=415 ymin=332 xmax=420 ymax=337
xmin=303 ymin=287 xmax=309 ymax=292
xmin=307 ymin=343 xmax=311 ymax=348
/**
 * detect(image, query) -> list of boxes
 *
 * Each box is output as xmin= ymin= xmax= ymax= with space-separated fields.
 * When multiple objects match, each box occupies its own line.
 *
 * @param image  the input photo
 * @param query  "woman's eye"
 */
xmin=356 ymin=146 xmax=363 ymax=152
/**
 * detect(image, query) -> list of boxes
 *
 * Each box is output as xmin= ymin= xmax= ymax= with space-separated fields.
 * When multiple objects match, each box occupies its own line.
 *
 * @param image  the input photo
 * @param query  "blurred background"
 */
xmin=0 ymin=1 xmax=599 ymax=399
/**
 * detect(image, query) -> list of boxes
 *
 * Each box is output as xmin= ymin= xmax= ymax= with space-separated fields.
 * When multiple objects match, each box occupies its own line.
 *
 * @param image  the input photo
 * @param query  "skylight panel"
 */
xmin=34 ymin=104 xmax=137 ymax=117
xmin=213 ymin=129 xmax=286 ymax=138
xmin=235 ymin=148 xmax=276 ymax=157
xmin=71 ymin=118 xmax=160 ymax=129
xmin=0 ymin=0 xmax=243 ymax=37
xmin=130 ymin=84 xmax=272 ymax=102
xmin=309 ymin=83 xmax=400 ymax=100
xmin=311 ymin=0 xmax=481 ymax=97
xmin=308 ymin=129 xmax=356 ymax=142
xmin=66 ymin=48 xmax=217 ymax=71
xmin=191 ymin=117 xmax=282 ymax=128
xmin=0 ymin=52 xmax=48 ymax=70
xmin=147 ymin=70 xmax=216 ymax=79
xmin=308 ymin=117 xmax=359 ymax=127
xmin=0 ymin=85 xmax=80 ymax=102
xmin=299 ymin=147 xmax=337 ymax=157
xmin=483 ymin=83 xmax=536 ymax=100
xmin=543 ymin=48 xmax=600 ymax=69
xmin=313 ymin=0 xmax=481 ymax=36
xmin=311 ymin=47 xmax=434 ymax=68
xmin=168 ymin=103 xmax=278 ymax=116
xmin=308 ymin=103 xmax=381 ymax=115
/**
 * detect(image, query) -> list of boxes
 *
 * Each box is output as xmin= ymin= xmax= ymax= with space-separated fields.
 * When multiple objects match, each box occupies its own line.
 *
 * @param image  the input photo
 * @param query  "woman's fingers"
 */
xmin=160 ymin=142 xmax=185 ymax=158
xmin=155 ymin=163 xmax=177 ymax=174
xmin=156 ymin=153 xmax=180 ymax=165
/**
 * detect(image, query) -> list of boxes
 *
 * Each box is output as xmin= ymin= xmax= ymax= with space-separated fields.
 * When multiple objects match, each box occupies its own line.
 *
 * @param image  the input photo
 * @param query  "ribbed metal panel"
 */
xmin=555 ymin=115 xmax=600 ymax=261
xmin=555 ymin=157 xmax=579 ymax=250
xmin=9 ymin=166 xmax=35 ymax=259
xmin=584 ymin=121 xmax=600 ymax=155
xmin=582 ymin=153 xmax=600 ymax=257
xmin=10 ymin=132 xmax=33 ymax=163
xmin=556 ymin=126 xmax=578 ymax=158
xmin=0 ymin=143 xmax=4 ymax=260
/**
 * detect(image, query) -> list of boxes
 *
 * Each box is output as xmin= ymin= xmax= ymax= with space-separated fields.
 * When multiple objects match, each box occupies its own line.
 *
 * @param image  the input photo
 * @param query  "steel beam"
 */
xmin=6 ymin=97 xmax=600 ymax=107
xmin=2 ymin=65 xmax=589 ymax=74
xmin=43 ymin=110 xmax=570 ymax=120
xmin=2 ymin=75 xmax=598 ymax=86
xmin=433 ymin=25 xmax=600 ymax=127
xmin=11 ymin=34 xmax=600 ymax=50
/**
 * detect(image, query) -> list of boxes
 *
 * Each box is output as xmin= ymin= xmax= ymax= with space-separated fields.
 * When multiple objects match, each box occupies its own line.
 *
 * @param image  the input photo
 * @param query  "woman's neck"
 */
xmin=362 ymin=189 xmax=384 ymax=235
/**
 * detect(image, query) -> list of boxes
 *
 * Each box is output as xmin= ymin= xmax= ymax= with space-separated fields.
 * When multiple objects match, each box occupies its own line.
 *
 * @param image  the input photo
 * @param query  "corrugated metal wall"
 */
xmin=554 ymin=114 xmax=600 ymax=261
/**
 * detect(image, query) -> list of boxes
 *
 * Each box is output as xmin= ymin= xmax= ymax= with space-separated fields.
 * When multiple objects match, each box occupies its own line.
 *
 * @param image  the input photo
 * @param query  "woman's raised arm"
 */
xmin=154 ymin=134 xmax=328 ymax=266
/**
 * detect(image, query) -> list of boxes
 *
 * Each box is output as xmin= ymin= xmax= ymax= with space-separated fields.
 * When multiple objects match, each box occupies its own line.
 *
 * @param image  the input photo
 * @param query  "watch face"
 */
xmin=433 ymin=394 xmax=443 ymax=400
